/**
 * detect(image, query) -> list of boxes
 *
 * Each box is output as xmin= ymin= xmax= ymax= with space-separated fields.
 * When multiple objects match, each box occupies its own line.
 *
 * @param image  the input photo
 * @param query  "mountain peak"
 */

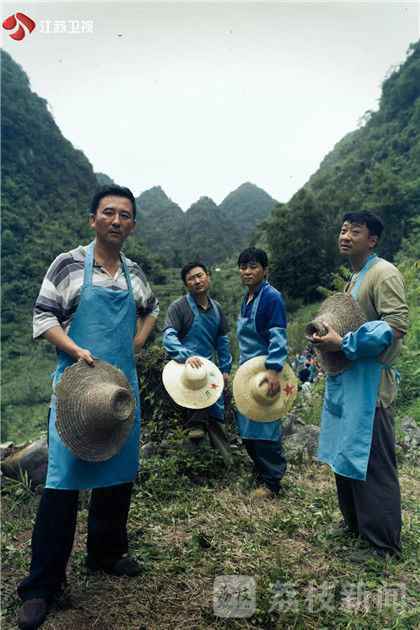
xmin=137 ymin=186 xmax=171 ymax=206
xmin=187 ymin=196 xmax=218 ymax=212
xmin=219 ymin=182 xmax=277 ymax=239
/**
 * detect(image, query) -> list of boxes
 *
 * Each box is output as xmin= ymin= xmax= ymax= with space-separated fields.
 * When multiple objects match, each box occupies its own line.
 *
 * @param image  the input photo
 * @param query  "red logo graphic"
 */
xmin=283 ymin=383 xmax=295 ymax=397
xmin=2 ymin=12 xmax=36 ymax=40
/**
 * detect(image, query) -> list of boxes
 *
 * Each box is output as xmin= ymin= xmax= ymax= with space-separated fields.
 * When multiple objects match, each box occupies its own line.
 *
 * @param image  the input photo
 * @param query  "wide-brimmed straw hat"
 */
xmin=56 ymin=359 xmax=136 ymax=462
xmin=233 ymin=357 xmax=298 ymax=421
xmin=162 ymin=358 xmax=224 ymax=409
xmin=304 ymin=292 xmax=367 ymax=375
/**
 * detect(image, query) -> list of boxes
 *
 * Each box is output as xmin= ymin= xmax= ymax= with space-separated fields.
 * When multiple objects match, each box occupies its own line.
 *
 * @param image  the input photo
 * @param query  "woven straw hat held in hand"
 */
xmin=56 ymin=359 xmax=136 ymax=462
xmin=233 ymin=357 xmax=298 ymax=421
xmin=162 ymin=358 xmax=224 ymax=409
xmin=305 ymin=293 xmax=366 ymax=375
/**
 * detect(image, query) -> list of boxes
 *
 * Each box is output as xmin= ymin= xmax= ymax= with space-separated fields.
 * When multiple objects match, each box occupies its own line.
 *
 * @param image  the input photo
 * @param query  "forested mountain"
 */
xmin=183 ymin=196 xmax=241 ymax=265
xmin=135 ymin=183 xmax=276 ymax=266
xmin=136 ymin=186 xmax=186 ymax=265
xmin=1 ymin=50 xmax=160 ymax=356
xmin=261 ymin=41 xmax=420 ymax=302
xmin=219 ymin=182 xmax=277 ymax=240
xmin=95 ymin=172 xmax=116 ymax=186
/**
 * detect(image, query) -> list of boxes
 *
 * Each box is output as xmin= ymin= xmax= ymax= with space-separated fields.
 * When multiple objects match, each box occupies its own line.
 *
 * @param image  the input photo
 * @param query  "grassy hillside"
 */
xmin=2 ymin=439 xmax=419 ymax=629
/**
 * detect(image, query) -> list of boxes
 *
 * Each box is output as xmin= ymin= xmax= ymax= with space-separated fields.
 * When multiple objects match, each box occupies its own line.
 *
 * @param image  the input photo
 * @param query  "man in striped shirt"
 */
xmin=33 ymin=242 xmax=159 ymax=340
xmin=17 ymin=185 xmax=159 ymax=630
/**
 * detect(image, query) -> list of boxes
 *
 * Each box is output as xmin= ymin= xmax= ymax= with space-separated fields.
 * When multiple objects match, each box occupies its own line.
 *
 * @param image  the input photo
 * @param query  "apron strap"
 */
xmin=83 ymin=242 xmax=134 ymax=298
xmin=208 ymin=297 xmax=221 ymax=328
xmin=120 ymin=254 xmax=135 ymax=298
xmin=240 ymin=282 xmax=264 ymax=319
xmin=186 ymin=293 xmax=199 ymax=316
xmin=83 ymin=242 xmax=95 ymax=288
xmin=350 ymin=254 xmax=379 ymax=298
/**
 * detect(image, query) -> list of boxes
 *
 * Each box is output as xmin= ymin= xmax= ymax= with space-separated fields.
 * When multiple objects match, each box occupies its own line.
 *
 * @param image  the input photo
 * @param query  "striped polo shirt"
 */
xmin=33 ymin=243 xmax=159 ymax=339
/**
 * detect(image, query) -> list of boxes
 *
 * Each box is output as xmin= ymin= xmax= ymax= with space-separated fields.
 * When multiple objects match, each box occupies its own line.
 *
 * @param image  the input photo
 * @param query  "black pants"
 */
xmin=17 ymin=482 xmax=133 ymax=602
xmin=243 ymin=438 xmax=287 ymax=493
xmin=335 ymin=405 xmax=401 ymax=555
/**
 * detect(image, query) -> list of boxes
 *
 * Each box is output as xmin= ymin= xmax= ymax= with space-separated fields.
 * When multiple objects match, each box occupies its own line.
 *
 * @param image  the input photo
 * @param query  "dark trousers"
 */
xmin=335 ymin=405 xmax=401 ymax=555
xmin=243 ymin=438 xmax=287 ymax=493
xmin=17 ymin=482 xmax=133 ymax=602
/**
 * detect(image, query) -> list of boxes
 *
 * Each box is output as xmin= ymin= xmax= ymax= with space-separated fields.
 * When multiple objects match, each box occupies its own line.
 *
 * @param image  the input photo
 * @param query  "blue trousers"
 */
xmin=17 ymin=482 xmax=133 ymax=602
xmin=243 ymin=438 xmax=287 ymax=493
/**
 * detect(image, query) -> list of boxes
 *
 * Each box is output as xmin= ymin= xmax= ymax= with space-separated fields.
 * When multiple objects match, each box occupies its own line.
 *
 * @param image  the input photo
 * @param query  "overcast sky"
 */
xmin=3 ymin=1 xmax=419 ymax=209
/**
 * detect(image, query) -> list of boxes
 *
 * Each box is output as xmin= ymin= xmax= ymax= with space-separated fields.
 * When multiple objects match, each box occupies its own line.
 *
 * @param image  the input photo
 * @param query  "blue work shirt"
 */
xmin=241 ymin=281 xmax=287 ymax=342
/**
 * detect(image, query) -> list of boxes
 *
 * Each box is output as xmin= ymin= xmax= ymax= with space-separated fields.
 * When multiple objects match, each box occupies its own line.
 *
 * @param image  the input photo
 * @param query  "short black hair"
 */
xmin=342 ymin=211 xmax=384 ymax=239
xmin=237 ymin=247 xmax=268 ymax=269
xmin=181 ymin=261 xmax=209 ymax=284
xmin=90 ymin=185 xmax=137 ymax=219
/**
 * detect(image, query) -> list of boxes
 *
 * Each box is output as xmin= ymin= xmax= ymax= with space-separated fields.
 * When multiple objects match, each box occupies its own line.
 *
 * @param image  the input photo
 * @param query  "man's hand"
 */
xmin=43 ymin=326 xmax=94 ymax=365
xmin=75 ymin=347 xmax=95 ymax=365
xmin=261 ymin=369 xmax=281 ymax=397
xmin=186 ymin=356 xmax=204 ymax=369
xmin=311 ymin=321 xmax=343 ymax=352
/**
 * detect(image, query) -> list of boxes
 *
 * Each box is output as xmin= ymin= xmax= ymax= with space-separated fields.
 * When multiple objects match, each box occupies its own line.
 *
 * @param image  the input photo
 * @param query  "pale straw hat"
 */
xmin=56 ymin=359 xmax=136 ymax=462
xmin=304 ymin=292 xmax=367 ymax=375
xmin=233 ymin=357 xmax=298 ymax=421
xmin=162 ymin=358 xmax=224 ymax=409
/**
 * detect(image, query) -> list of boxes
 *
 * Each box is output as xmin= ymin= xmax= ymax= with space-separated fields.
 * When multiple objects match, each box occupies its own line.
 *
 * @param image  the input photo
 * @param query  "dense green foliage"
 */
xmin=393 ymin=220 xmax=420 ymax=419
xmin=1 ymin=50 xmax=95 ymax=344
xmin=262 ymin=41 xmax=420 ymax=302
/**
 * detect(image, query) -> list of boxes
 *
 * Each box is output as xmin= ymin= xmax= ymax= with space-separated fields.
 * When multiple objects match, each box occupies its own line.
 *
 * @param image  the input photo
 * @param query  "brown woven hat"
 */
xmin=304 ymin=292 xmax=367 ymax=375
xmin=233 ymin=357 xmax=298 ymax=421
xmin=56 ymin=359 xmax=135 ymax=462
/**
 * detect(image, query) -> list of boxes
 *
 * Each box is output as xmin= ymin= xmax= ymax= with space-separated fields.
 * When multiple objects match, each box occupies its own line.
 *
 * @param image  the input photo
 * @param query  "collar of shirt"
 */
xmin=78 ymin=243 xmax=123 ymax=281
xmin=93 ymin=258 xmax=122 ymax=281
xmin=246 ymin=280 xmax=268 ymax=303
xmin=190 ymin=293 xmax=213 ymax=312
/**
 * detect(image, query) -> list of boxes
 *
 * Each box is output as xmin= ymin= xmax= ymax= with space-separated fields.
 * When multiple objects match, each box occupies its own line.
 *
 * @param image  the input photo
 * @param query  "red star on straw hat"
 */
xmin=284 ymin=383 xmax=295 ymax=396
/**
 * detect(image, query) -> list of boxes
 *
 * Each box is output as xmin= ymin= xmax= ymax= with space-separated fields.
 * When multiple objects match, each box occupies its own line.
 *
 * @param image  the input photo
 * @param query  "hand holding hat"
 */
xmin=233 ymin=356 xmax=298 ymax=421
xmin=56 ymin=359 xmax=136 ymax=462
xmin=162 ymin=357 xmax=224 ymax=409
xmin=304 ymin=292 xmax=366 ymax=375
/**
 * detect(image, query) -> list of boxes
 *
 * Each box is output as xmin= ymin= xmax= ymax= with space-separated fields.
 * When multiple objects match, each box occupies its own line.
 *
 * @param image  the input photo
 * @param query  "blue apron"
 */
xmin=46 ymin=242 xmax=141 ymax=490
xmin=236 ymin=286 xmax=282 ymax=441
xmin=317 ymin=254 xmax=385 ymax=481
xmin=182 ymin=293 xmax=224 ymax=420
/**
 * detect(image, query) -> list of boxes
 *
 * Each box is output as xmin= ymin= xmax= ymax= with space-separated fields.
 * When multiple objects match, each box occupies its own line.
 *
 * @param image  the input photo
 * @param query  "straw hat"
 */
xmin=304 ymin=292 xmax=367 ymax=375
xmin=162 ymin=358 xmax=224 ymax=409
xmin=233 ymin=357 xmax=298 ymax=421
xmin=56 ymin=359 xmax=136 ymax=462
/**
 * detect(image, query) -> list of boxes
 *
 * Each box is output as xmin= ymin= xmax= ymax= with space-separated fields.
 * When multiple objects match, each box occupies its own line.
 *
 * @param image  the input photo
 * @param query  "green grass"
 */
xmin=2 ymin=438 xmax=419 ymax=630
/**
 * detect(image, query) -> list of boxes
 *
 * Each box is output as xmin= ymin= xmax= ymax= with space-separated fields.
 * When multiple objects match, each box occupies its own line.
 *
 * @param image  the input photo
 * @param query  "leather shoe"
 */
xmin=87 ymin=554 xmax=142 ymax=577
xmin=17 ymin=598 xmax=48 ymax=629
